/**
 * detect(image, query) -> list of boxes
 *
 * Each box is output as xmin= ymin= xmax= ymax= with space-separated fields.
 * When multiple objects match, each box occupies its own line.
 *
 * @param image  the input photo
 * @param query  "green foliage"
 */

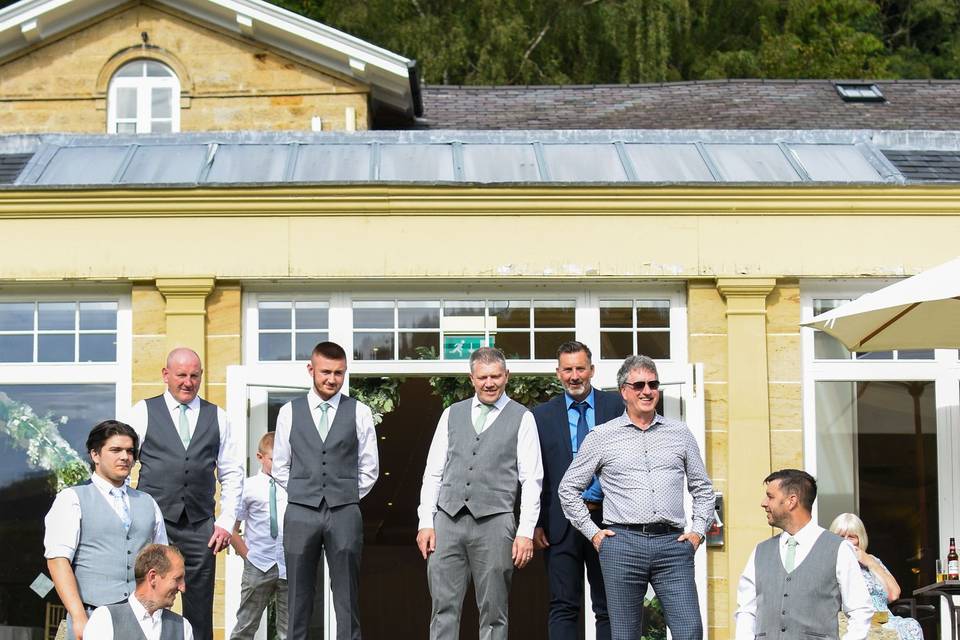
xmin=349 ymin=376 xmax=403 ymax=424
xmin=641 ymin=596 xmax=667 ymax=640
xmin=427 ymin=374 xmax=562 ymax=409
xmin=274 ymin=0 xmax=960 ymax=83
xmin=0 ymin=392 xmax=90 ymax=492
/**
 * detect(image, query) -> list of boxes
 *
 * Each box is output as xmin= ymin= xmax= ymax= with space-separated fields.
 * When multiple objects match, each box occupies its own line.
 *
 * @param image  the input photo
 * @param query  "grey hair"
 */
xmin=469 ymin=346 xmax=507 ymax=373
xmin=616 ymin=355 xmax=659 ymax=387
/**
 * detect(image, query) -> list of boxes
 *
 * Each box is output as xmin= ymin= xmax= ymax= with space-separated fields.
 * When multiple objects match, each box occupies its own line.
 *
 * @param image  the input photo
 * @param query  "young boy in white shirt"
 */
xmin=230 ymin=432 xmax=288 ymax=639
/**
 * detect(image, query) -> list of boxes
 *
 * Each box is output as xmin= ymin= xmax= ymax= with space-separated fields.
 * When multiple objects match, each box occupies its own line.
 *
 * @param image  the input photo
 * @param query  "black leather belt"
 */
xmin=609 ymin=522 xmax=682 ymax=535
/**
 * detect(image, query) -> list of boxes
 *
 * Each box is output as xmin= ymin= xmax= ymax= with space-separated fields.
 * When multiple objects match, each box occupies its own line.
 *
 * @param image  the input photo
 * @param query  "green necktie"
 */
xmin=269 ymin=478 xmax=278 ymax=539
xmin=178 ymin=403 xmax=191 ymax=448
xmin=474 ymin=403 xmax=493 ymax=434
xmin=784 ymin=537 xmax=798 ymax=572
xmin=317 ymin=402 xmax=331 ymax=440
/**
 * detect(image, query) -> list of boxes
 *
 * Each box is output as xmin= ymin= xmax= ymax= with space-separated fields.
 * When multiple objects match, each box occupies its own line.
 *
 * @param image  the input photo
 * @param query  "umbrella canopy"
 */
xmin=803 ymin=256 xmax=960 ymax=351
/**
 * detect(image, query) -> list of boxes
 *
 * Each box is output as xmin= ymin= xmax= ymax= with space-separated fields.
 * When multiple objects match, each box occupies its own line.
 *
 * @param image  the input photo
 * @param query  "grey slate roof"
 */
xmin=881 ymin=150 xmax=960 ymax=182
xmin=416 ymin=80 xmax=960 ymax=131
xmin=0 ymin=153 xmax=31 ymax=184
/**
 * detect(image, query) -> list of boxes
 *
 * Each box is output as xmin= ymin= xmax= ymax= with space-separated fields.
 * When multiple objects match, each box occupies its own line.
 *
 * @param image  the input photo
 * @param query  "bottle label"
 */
xmin=949 ymin=559 xmax=959 ymax=578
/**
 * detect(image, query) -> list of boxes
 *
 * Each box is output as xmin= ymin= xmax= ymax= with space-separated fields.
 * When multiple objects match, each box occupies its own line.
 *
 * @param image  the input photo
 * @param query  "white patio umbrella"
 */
xmin=802 ymin=256 xmax=960 ymax=351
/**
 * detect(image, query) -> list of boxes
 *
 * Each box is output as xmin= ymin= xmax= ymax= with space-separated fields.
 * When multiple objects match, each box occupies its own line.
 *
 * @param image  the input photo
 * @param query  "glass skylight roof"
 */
xmin=10 ymin=130 xmax=902 ymax=187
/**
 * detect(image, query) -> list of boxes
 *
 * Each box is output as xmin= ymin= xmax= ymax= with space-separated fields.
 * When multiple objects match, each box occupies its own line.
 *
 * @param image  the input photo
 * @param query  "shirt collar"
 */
xmin=618 ymin=410 xmax=664 ymax=429
xmin=163 ymin=390 xmax=200 ymax=411
xmin=307 ymin=388 xmax=341 ymax=410
xmin=129 ymin=594 xmax=164 ymax=624
xmin=781 ymin=519 xmax=823 ymax=547
xmin=473 ymin=392 xmax=510 ymax=411
xmin=565 ymin=388 xmax=595 ymax=411
xmin=90 ymin=472 xmax=124 ymax=496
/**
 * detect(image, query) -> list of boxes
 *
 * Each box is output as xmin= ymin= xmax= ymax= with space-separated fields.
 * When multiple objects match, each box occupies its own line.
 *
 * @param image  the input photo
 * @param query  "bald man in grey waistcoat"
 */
xmin=416 ymin=347 xmax=544 ymax=640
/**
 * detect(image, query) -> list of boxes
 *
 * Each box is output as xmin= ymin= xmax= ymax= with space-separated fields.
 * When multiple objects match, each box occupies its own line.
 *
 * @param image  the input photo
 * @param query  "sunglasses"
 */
xmin=622 ymin=380 xmax=660 ymax=392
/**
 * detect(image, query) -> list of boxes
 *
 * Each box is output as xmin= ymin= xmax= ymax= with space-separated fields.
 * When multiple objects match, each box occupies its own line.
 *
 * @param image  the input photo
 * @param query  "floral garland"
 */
xmin=0 ymin=392 xmax=90 ymax=492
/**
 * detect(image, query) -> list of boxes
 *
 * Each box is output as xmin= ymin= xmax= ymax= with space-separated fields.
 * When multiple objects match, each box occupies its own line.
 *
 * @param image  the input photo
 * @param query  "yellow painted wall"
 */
xmin=0 ymin=2 xmax=369 ymax=133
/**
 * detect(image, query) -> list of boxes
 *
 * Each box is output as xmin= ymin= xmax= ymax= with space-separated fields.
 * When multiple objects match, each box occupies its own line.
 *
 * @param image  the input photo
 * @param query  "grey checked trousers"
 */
xmin=230 ymin=559 xmax=288 ymax=640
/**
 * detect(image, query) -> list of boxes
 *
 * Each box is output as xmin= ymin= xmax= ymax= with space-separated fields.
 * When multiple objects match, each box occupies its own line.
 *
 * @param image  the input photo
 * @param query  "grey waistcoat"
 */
xmin=755 ymin=531 xmax=844 ymax=640
xmin=106 ymin=601 xmax=184 ymax=640
xmin=138 ymin=395 xmax=220 ymax=524
xmin=72 ymin=483 xmax=156 ymax=606
xmin=287 ymin=395 xmax=359 ymax=508
xmin=437 ymin=398 xmax=526 ymax=519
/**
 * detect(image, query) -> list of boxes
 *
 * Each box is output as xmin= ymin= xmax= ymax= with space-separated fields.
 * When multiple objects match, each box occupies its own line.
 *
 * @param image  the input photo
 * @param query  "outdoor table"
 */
xmin=914 ymin=580 xmax=960 ymax=640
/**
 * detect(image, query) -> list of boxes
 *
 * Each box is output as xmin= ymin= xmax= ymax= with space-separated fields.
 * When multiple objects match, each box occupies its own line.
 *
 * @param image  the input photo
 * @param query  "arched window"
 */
xmin=107 ymin=59 xmax=180 ymax=134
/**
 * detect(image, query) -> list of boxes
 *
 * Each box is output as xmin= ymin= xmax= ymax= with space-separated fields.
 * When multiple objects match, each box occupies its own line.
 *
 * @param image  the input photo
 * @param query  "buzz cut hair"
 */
xmin=469 ymin=346 xmax=507 ymax=373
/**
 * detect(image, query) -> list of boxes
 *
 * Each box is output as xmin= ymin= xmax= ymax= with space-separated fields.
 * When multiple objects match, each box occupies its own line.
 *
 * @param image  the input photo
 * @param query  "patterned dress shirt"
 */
xmin=558 ymin=412 xmax=715 ymax=541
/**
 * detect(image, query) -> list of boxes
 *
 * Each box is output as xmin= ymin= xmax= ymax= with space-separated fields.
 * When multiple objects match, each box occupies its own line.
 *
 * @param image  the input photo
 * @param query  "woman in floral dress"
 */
xmin=830 ymin=513 xmax=924 ymax=640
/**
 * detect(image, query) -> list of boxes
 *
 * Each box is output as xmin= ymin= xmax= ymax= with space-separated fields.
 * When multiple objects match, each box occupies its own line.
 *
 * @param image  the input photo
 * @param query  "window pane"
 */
xmin=898 ymin=349 xmax=935 ymax=360
xmin=259 ymin=333 xmax=291 ymax=361
xmin=353 ymin=302 xmax=394 ymax=329
xmin=116 ymin=122 xmax=137 ymax=134
xmin=295 ymin=332 xmax=328 ymax=360
xmin=443 ymin=301 xmax=486 ymax=333
xmin=637 ymin=332 xmax=670 ymax=359
xmin=114 ymin=61 xmax=143 ymax=77
xmin=624 ymin=143 xmax=715 ymax=182
xmin=38 ymin=334 xmax=74 ymax=362
xmin=488 ymin=300 xmax=529 ymax=329
xmin=145 ymin=61 xmax=173 ymax=77
xmin=79 ymin=302 xmax=117 ymax=330
xmin=293 ymin=145 xmax=372 ymax=181
xmin=353 ymin=332 xmax=394 ymax=360
xmin=151 ymin=88 xmax=172 ymax=119
xmin=379 ymin=145 xmax=455 ymax=181
xmin=600 ymin=302 xmax=632 ymax=328
xmin=79 ymin=334 xmax=117 ymax=362
xmin=206 ymin=145 xmax=289 ymax=183
xmin=400 ymin=332 xmax=439 ymax=359
xmin=535 ymin=331 xmax=575 ymax=359
xmin=116 ymin=87 xmax=137 ymax=118
xmin=121 ymin=145 xmax=207 ymax=184
xmin=39 ymin=146 xmax=130 ymax=185
xmin=259 ymin=302 xmax=291 ymax=330
xmin=0 ymin=335 xmax=32 ymax=362
xmin=789 ymin=144 xmax=880 ymax=182
xmin=600 ymin=332 xmax=632 ymax=360
xmin=534 ymin=301 xmax=574 ymax=328
xmin=461 ymin=144 xmax=540 ymax=182
xmin=492 ymin=332 xmax=529 ymax=359
xmin=704 ymin=144 xmax=801 ymax=182
xmin=443 ymin=301 xmax=485 ymax=317
xmin=541 ymin=144 xmax=627 ymax=182
xmin=814 ymin=331 xmax=852 ymax=360
xmin=295 ymin=302 xmax=329 ymax=330
xmin=637 ymin=301 xmax=670 ymax=328
xmin=38 ymin=302 xmax=75 ymax=331
xmin=856 ymin=351 xmax=894 ymax=360
xmin=0 ymin=302 xmax=34 ymax=331
xmin=398 ymin=301 xmax=440 ymax=329
xmin=150 ymin=120 xmax=173 ymax=134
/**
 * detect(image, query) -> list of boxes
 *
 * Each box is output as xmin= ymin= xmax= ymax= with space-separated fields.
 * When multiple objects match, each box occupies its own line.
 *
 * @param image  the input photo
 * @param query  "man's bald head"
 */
xmin=162 ymin=347 xmax=203 ymax=404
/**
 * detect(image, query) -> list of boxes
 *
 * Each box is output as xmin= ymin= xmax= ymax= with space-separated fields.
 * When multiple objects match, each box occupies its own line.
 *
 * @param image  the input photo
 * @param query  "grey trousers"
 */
xmin=284 ymin=501 xmax=362 ymax=640
xmin=427 ymin=510 xmax=516 ymax=640
xmin=230 ymin=560 xmax=288 ymax=640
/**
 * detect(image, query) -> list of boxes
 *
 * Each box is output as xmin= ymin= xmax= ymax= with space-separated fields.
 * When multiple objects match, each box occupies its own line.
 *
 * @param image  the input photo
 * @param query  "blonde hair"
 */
xmin=258 ymin=431 xmax=275 ymax=455
xmin=829 ymin=512 xmax=869 ymax=552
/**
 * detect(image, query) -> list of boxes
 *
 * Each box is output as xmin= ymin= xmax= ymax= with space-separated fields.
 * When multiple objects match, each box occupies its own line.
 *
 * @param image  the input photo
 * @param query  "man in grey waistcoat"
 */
xmin=126 ymin=347 xmax=245 ymax=640
xmin=44 ymin=420 xmax=167 ymax=640
xmin=84 ymin=543 xmax=194 ymax=639
xmin=416 ymin=346 xmax=543 ymax=640
xmin=272 ymin=341 xmax=380 ymax=640
xmin=734 ymin=469 xmax=874 ymax=640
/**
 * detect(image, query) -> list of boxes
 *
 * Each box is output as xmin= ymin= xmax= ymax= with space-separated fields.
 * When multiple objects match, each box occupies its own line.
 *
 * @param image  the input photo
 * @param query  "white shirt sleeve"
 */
xmin=515 ymin=410 xmax=543 ymax=539
xmin=416 ymin=407 xmax=451 ymax=531
xmin=734 ymin=548 xmax=758 ymax=640
xmin=43 ymin=488 xmax=81 ymax=560
xmin=83 ymin=606 xmax=114 ymax=639
xmin=272 ymin=402 xmax=293 ymax=490
xmin=150 ymin=497 xmax=168 ymax=544
xmin=355 ymin=402 xmax=380 ymax=500
xmin=214 ymin=407 xmax=245 ymax=531
xmin=125 ymin=400 xmax=149 ymax=446
xmin=183 ymin=616 xmax=195 ymax=640
xmin=838 ymin=541 xmax=874 ymax=640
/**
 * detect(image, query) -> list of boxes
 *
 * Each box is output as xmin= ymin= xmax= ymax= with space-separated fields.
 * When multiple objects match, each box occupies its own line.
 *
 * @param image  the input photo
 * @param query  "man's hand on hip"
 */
xmin=533 ymin=527 xmax=550 ymax=551
xmin=512 ymin=536 xmax=534 ymax=569
xmin=592 ymin=529 xmax=615 ymax=552
xmin=677 ymin=531 xmax=703 ymax=551
xmin=208 ymin=525 xmax=232 ymax=554
xmin=416 ymin=528 xmax=436 ymax=560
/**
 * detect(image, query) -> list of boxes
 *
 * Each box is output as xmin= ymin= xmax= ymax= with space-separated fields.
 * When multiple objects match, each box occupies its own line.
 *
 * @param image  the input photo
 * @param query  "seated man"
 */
xmin=85 ymin=544 xmax=194 ymax=639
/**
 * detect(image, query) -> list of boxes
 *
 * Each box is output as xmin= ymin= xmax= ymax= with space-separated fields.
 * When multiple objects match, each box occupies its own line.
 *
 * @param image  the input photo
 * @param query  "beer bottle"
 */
xmin=949 ymin=537 xmax=959 ymax=581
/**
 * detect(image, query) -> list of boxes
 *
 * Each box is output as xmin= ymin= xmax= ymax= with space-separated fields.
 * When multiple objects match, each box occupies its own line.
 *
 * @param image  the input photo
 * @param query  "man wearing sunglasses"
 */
xmin=558 ymin=355 xmax=715 ymax=640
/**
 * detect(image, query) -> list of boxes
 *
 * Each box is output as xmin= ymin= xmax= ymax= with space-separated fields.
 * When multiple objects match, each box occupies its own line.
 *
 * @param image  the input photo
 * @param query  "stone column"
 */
xmin=716 ymin=277 xmax=776 ymax=620
xmin=156 ymin=277 xmax=215 ymax=396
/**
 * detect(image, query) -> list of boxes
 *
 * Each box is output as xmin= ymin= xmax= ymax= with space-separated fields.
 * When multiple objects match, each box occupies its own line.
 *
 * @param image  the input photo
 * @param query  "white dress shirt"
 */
xmin=125 ymin=391 xmax=245 ymax=531
xmin=237 ymin=471 xmax=288 ymax=579
xmin=272 ymin=389 xmax=380 ymax=499
xmin=734 ymin=520 xmax=874 ymax=640
xmin=85 ymin=594 xmax=194 ymax=640
xmin=417 ymin=393 xmax=543 ymax=539
xmin=44 ymin=472 xmax=167 ymax=559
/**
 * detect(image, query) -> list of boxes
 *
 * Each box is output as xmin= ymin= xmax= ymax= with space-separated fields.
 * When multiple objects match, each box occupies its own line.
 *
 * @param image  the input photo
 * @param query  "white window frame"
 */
xmin=0 ymin=290 xmax=132 ymax=418
xmin=107 ymin=60 xmax=181 ymax=134
xmin=801 ymin=280 xmax=960 ymax=560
